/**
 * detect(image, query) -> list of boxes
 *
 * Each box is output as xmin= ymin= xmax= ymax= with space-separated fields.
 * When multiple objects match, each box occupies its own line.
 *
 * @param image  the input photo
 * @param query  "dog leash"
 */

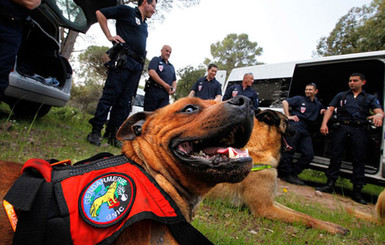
xmin=251 ymin=164 xmax=272 ymax=172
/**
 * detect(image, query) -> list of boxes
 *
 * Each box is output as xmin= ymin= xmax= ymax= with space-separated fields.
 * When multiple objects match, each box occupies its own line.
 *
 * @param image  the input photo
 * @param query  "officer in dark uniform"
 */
xmin=144 ymin=45 xmax=176 ymax=111
xmin=278 ymin=83 xmax=324 ymax=185
xmin=87 ymin=0 xmax=157 ymax=147
xmin=317 ymin=73 xmax=384 ymax=204
xmin=223 ymin=72 xmax=259 ymax=113
xmin=0 ymin=0 xmax=41 ymax=102
xmin=188 ymin=64 xmax=222 ymax=102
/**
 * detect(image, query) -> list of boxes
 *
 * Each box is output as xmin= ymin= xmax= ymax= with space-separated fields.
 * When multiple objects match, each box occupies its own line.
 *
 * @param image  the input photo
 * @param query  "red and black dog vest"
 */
xmin=4 ymin=154 xmax=212 ymax=245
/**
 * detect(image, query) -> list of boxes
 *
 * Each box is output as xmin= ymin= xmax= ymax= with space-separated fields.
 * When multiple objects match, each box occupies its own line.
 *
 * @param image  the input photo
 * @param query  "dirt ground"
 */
xmin=276 ymin=178 xmax=375 ymax=214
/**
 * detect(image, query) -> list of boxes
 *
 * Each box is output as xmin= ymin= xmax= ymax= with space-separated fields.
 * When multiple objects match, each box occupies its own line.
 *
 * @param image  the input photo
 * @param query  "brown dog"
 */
xmin=347 ymin=188 xmax=385 ymax=224
xmin=206 ymin=109 xmax=349 ymax=235
xmin=0 ymin=96 xmax=255 ymax=244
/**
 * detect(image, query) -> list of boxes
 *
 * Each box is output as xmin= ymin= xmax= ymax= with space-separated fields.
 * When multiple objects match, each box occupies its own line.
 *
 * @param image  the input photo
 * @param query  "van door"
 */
xmin=289 ymin=57 xmax=385 ymax=184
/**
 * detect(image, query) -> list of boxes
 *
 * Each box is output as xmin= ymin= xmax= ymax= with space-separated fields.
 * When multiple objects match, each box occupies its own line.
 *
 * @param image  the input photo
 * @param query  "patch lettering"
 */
xmin=79 ymin=173 xmax=136 ymax=227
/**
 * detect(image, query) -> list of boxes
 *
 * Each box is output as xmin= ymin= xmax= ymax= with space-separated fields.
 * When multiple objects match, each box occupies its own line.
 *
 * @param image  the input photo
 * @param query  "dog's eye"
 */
xmin=181 ymin=105 xmax=198 ymax=113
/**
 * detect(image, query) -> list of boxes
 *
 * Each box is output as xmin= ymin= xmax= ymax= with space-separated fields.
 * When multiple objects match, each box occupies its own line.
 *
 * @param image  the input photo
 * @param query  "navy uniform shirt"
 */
xmin=191 ymin=77 xmax=222 ymax=100
xmin=287 ymin=95 xmax=323 ymax=122
xmin=223 ymin=84 xmax=259 ymax=111
xmin=148 ymin=56 xmax=176 ymax=86
xmin=0 ymin=0 xmax=30 ymax=21
xmin=100 ymin=5 xmax=148 ymax=57
xmin=330 ymin=90 xmax=382 ymax=122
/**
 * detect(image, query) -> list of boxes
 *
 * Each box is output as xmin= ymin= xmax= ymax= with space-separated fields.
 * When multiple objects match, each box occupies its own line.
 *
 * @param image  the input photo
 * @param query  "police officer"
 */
xmin=143 ymin=45 xmax=176 ymax=111
xmin=223 ymin=72 xmax=259 ymax=113
xmin=87 ymin=0 xmax=156 ymax=147
xmin=278 ymin=83 xmax=324 ymax=185
xmin=188 ymin=64 xmax=222 ymax=102
xmin=317 ymin=73 xmax=384 ymax=204
xmin=0 ymin=0 xmax=41 ymax=102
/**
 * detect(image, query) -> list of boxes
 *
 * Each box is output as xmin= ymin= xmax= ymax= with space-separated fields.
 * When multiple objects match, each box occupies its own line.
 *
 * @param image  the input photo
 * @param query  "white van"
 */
xmin=130 ymin=88 xmax=145 ymax=116
xmin=224 ymin=50 xmax=385 ymax=186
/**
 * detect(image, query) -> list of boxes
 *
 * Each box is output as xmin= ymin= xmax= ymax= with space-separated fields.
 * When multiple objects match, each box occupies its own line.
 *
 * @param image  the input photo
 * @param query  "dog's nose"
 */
xmin=227 ymin=95 xmax=252 ymax=111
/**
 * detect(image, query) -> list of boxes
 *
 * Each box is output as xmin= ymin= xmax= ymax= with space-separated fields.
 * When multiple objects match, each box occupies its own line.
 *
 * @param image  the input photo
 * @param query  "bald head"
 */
xmin=161 ymin=45 xmax=172 ymax=62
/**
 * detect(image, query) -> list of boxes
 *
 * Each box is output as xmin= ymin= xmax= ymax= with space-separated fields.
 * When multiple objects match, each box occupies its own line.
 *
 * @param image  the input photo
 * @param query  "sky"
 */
xmin=78 ymin=0 xmax=373 ymax=71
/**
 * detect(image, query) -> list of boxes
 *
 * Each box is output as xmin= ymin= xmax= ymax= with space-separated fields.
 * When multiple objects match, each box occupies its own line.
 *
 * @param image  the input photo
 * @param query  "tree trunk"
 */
xmin=61 ymin=29 xmax=79 ymax=60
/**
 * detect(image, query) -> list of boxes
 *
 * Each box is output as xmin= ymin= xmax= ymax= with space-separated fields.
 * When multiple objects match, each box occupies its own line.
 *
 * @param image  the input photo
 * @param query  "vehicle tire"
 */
xmin=9 ymin=100 xmax=52 ymax=118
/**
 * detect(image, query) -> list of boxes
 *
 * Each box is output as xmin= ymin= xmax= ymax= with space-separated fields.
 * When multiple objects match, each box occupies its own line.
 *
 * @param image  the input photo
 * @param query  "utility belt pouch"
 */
xmin=144 ymin=79 xmax=163 ymax=91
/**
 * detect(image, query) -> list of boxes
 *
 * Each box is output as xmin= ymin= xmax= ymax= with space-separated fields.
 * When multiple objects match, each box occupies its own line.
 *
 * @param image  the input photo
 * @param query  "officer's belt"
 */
xmin=120 ymin=47 xmax=146 ymax=64
xmin=145 ymin=79 xmax=163 ymax=89
xmin=336 ymin=119 xmax=367 ymax=127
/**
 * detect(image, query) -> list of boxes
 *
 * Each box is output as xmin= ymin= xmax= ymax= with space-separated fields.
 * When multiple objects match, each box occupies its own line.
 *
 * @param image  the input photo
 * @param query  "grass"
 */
xmin=0 ymin=104 xmax=121 ymax=162
xmin=1 ymin=104 xmax=384 ymax=244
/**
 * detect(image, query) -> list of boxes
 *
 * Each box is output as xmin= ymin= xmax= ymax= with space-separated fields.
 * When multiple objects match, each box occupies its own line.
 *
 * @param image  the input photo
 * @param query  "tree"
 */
xmin=315 ymin=0 xmax=385 ymax=57
xmin=204 ymin=33 xmax=263 ymax=77
xmin=174 ymin=65 xmax=206 ymax=100
xmin=77 ymin=46 xmax=109 ymax=86
xmin=69 ymin=46 xmax=108 ymax=114
xmin=61 ymin=0 xmax=201 ymax=59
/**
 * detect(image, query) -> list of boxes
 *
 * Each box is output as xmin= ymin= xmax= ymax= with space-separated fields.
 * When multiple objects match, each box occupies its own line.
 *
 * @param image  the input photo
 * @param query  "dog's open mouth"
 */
xmin=171 ymin=125 xmax=252 ymax=169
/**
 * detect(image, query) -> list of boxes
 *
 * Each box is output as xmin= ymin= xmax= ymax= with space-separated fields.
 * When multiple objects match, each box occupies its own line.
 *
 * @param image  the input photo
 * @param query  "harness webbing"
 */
xmin=4 ymin=154 xmax=214 ymax=245
xmin=251 ymin=164 xmax=272 ymax=172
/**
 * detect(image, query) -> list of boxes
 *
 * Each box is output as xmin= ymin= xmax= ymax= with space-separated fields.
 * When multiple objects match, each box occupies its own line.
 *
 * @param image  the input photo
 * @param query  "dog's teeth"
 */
xmin=228 ymin=148 xmax=238 ymax=159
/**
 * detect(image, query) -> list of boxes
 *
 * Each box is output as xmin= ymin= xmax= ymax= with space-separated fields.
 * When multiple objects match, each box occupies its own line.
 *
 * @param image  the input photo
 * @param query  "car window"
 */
xmin=45 ymin=0 xmax=87 ymax=31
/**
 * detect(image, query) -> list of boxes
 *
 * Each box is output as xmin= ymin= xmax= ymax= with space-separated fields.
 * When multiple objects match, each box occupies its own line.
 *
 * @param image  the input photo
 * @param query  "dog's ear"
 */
xmin=117 ymin=112 xmax=153 ymax=140
xmin=255 ymin=110 xmax=281 ymax=127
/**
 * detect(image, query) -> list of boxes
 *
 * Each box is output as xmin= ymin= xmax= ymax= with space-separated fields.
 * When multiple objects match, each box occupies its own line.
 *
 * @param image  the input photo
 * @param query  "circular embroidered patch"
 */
xmin=79 ymin=172 xmax=136 ymax=227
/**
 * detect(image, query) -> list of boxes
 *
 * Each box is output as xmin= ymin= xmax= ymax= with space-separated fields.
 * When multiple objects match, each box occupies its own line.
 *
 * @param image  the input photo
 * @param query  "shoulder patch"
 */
xmin=79 ymin=173 xmax=136 ymax=227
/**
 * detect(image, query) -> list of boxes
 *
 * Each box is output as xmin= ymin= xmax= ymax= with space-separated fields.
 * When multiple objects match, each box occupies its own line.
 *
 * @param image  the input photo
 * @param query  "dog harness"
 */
xmin=4 ymin=153 xmax=213 ymax=245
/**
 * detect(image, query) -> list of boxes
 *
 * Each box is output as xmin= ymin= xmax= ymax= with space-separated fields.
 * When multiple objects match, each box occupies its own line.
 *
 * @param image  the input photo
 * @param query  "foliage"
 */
xmin=72 ymin=45 xmax=107 ymax=115
xmin=204 ymin=33 xmax=263 ymax=77
xmin=77 ymin=45 xmax=109 ymax=85
xmin=174 ymin=65 xmax=206 ymax=100
xmin=315 ymin=0 xmax=385 ymax=56
xmin=69 ymin=82 xmax=102 ymax=115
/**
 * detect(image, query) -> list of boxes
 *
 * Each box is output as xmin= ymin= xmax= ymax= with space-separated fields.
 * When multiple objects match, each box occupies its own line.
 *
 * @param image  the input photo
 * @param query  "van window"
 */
xmin=252 ymin=78 xmax=291 ymax=108
xmin=226 ymin=78 xmax=290 ymax=108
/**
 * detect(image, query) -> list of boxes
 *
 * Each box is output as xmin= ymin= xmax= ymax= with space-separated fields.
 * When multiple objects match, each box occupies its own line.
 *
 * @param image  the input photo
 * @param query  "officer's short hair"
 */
xmin=138 ymin=0 xmax=156 ymax=6
xmin=306 ymin=82 xmax=318 ymax=89
xmin=208 ymin=64 xmax=218 ymax=70
xmin=243 ymin=73 xmax=254 ymax=78
xmin=350 ymin=72 xmax=366 ymax=81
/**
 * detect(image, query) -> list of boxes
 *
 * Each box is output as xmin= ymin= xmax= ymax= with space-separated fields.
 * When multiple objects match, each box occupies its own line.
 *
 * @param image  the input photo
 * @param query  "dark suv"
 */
xmin=3 ymin=0 xmax=115 ymax=117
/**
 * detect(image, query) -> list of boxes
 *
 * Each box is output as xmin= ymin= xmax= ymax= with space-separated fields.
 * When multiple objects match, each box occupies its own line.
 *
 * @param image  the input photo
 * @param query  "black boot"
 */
xmin=87 ymin=127 xmax=101 ymax=146
xmin=352 ymin=185 xmax=367 ymax=205
xmin=316 ymin=179 xmax=336 ymax=193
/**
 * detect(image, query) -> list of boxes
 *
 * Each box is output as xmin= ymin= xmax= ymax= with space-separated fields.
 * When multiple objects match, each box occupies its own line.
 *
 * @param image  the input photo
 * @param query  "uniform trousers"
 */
xmin=326 ymin=124 xmax=367 ymax=185
xmin=89 ymin=64 xmax=142 ymax=131
xmin=278 ymin=123 xmax=314 ymax=176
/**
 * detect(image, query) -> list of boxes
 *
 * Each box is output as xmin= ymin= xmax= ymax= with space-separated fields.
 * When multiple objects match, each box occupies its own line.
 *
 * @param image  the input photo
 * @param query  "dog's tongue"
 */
xmin=204 ymin=147 xmax=249 ymax=159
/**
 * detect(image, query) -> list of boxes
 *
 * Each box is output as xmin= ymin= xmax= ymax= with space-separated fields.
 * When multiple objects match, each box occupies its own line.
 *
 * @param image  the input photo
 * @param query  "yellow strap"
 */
xmin=3 ymin=200 xmax=17 ymax=232
xmin=251 ymin=164 xmax=272 ymax=172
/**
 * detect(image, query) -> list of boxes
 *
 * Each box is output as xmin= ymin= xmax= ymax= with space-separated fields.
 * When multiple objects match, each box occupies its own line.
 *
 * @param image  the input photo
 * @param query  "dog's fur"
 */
xmin=0 ymin=96 xmax=255 ymax=245
xmin=347 ymin=188 xmax=385 ymax=225
xmin=206 ymin=109 xmax=349 ymax=235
